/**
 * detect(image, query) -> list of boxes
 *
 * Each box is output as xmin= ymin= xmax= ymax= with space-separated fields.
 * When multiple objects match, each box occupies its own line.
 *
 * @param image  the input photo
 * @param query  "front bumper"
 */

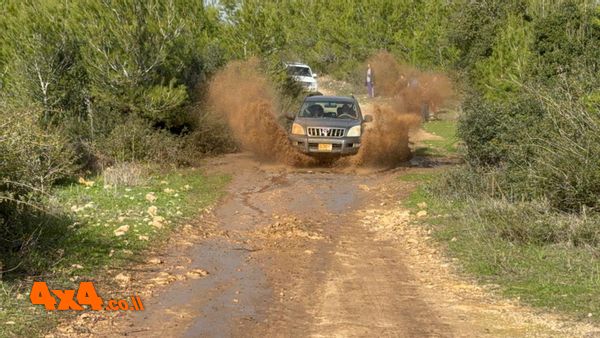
xmin=289 ymin=135 xmax=361 ymax=155
xmin=301 ymin=82 xmax=318 ymax=92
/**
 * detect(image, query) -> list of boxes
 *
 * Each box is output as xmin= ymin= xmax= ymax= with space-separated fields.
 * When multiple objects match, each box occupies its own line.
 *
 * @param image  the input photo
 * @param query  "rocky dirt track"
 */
xmin=54 ymin=153 xmax=600 ymax=338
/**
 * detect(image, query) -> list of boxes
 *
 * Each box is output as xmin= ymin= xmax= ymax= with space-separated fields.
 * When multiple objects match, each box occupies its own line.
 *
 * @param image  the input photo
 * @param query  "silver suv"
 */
xmin=287 ymin=95 xmax=372 ymax=156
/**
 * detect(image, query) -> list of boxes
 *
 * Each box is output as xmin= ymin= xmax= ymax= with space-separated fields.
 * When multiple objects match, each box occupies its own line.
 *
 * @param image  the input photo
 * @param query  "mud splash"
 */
xmin=368 ymin=51 xmax=454 ymax=114
xmin=351 ymin=51 xmax=454 ymax=167
xmin=352 ymin=107 xmax=421 ymax=166
xmin=208 ymin=55 xmax=453 ymax=168
xmin=207 ymin=59 xmax=314 ymax=166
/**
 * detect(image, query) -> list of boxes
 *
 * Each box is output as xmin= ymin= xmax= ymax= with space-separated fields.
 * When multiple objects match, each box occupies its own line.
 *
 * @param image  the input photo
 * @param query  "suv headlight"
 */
xmin=291 ymin=123 xmax=305 ymax=135
xmin=347 ymin=125 xmax=361 ymax=137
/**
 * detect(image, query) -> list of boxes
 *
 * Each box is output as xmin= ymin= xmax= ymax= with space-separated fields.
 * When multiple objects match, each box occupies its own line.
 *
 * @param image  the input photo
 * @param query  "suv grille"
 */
xmin=307 ymin=127 xmax=345 ymax=138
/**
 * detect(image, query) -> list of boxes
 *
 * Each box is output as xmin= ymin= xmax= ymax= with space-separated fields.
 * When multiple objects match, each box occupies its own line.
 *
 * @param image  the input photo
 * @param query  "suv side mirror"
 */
xmin=363 ymin=114 xmax=373 ymax=123
xmin=285 ymin=112 xmax=295 ymax=120
xmin=312 ymin=73 xmax=318 ymax=78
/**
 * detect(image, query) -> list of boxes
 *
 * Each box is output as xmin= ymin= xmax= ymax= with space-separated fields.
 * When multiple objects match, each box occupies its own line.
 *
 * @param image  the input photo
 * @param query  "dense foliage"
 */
xmin=0 ymin=0 xmax=458 ymax=223
xmin=0 ymin=1 xmax=228 ymax=260
xmin=456 ymin=0 xmax=600 ymax=212
xmin=1 ymin=0 xmax=599 ymax=275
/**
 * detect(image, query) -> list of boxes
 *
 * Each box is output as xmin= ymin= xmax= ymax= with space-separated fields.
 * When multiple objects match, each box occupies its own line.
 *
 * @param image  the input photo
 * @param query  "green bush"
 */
xmin=520 ymin=91 xmax=600 ymax=211
xmin=183 ymin=109 xmax=237 ymax=157
xmin=452 ymin=85 xmax=600 ymax=213
xmin=0 ymin=105 xmax=75 ymax=274
xmin=136 ymin=82 xmax=190 ymax=128
xmin=531 ymin=1 xmax=600 ymax=82
xmin=0 ymin=107 xmax=75 ymax=204
xmin=94 ymin=116 xmax=184 ymax=166
xmin=433 ymin=171 xmax=600 ymax=247
xmin=457 ymin=94 xmax=544 ymax=166
xmin=469 ymin=199 xmax=599 ymax=247
xmin=92 ymin=112 xmax=236 ymax=168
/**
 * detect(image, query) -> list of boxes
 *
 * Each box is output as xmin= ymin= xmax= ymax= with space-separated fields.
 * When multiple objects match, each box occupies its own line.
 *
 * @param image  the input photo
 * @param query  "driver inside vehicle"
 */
xmin=337 ymin=103 xmax=356 ymax=118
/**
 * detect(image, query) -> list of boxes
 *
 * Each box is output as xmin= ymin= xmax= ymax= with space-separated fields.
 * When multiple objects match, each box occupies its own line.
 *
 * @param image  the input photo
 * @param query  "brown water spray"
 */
xmin=207 ymin=59 xmax=314 ymax=166
xmin=208 ymin=54 xmax=453 ymax=168
xmin=351 ymin=51 xmax=455 ymax=167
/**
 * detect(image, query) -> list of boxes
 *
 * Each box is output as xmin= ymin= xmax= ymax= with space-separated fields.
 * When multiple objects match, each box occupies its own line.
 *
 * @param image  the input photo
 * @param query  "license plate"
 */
xmin=318 ymin=144 xmax=333 ymax=152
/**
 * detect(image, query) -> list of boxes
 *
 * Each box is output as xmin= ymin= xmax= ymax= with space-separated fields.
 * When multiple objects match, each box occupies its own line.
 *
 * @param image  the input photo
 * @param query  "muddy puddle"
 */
xmin=127 ymin=160 xmax=376 ymax=336
xmin=130 ymin=237 xmax=269 ymax=337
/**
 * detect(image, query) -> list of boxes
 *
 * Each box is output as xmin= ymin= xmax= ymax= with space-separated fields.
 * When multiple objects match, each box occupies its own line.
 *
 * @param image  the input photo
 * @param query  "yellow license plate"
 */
xmin=318 ymin=144 xmax=333 ymax=152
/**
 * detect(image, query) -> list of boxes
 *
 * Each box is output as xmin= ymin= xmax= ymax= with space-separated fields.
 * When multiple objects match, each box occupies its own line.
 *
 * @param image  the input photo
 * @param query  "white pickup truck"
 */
xmin=285 ymin=62 xmax=318 ymax=93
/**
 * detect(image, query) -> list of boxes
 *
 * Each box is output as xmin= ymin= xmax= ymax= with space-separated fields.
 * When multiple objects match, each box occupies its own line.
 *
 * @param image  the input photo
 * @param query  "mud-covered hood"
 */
xmin=294 ymin=117 xmax=361 ymax=129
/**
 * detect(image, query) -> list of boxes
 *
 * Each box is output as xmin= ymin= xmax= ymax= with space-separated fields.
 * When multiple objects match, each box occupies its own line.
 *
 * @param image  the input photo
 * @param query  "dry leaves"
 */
xmin=145 ymin=192 xmax=157 ymax=203
xmin=186 ymin=269 xmax=209 ymax=279
xmin=114 ymin=273 xmax=131 ymax=284
xmin=114 ymin=225 xmax=130 ymax=236
xmin=78 ymin=177 xmax=95 ymax=187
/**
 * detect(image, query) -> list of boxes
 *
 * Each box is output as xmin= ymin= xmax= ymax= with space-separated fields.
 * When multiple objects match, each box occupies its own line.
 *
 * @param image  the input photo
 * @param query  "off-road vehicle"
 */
xmin=285 ymin=62 xmax=318 ymax=92
xmin=287 ymin=95 xmax=372 ymax=156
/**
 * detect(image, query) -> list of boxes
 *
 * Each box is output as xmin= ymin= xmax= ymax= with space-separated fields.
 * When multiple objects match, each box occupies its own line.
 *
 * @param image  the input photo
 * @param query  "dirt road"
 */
xmin=128 ymin=155 xmax=453 ymax=337
xmin=65 ymin=153 xmax=598 ymax=338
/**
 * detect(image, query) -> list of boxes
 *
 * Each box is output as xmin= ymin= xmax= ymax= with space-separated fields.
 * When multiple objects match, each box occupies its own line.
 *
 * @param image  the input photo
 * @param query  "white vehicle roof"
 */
xmin=285 ymin=62 xmax=311 ymax=68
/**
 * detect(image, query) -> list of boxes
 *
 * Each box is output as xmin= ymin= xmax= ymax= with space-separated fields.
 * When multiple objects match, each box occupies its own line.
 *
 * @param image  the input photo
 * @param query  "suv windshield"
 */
xmin=287 ymin=66 xmax=312 ymax=77
xmin=298 ymin=101 xmax=359 ymax=119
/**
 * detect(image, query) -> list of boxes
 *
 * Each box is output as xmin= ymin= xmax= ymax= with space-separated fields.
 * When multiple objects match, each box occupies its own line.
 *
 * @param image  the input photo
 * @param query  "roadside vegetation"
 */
xmin=1 ymin=0 xmax=599 ymax=334
xmin=399 ymin=0 xmax=600 ymax=322
xmin=407 ymin=167 xmax=600 ymax=321
xmin=407 ymin=117 xmax=600 ymax=321
xmin=414 ymin=119 xmax=459 ymax=157
xmin=0 ymin=168 xmax=228 ymax=336
xmin=434 ymin=0 xmax=600 ymax=320
xmin=404 ymin=3 xmax=600 ymax=313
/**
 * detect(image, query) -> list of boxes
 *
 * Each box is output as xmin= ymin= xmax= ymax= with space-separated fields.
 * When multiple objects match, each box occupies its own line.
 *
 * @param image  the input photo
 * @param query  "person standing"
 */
xmin=366 ymin=64 xmax=374 ymax=98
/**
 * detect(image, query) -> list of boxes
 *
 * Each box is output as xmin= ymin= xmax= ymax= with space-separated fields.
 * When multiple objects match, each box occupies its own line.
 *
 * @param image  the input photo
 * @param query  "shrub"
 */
xmin=465 ymin=198 xmax=600 ymax=247
xmin=457 ymin=94 xmax=544 ymax=167
xmin=519 ymin=89 xmax=600 ymax=211
xmin=0 ymin=105 xmax=75 ymax=274
xmin=0 ymin=106 xmax=75 ymax=206
xmin=94 ymin=116 xmax=184 ymax=166
xmin=183 ymin=109 xmax=237 ymax=157
xmin=135 ymin=82 xmax=190 ymax=128
xmin=431 ymin=165 xmax=492 ymax=199
xmin=102 ymin=162 xmax=147 ymax=187
xmin=452 ymin=80 xmax=600 ymax=213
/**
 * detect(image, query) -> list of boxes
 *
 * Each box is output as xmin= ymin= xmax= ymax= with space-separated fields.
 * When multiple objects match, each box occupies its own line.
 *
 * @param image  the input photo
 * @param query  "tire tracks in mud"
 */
xmin=239 ymin=173 xmax=292 ymax=215
xmin=116 ymin=158 xmax=454 ymax=337
xmin=54 ymin=154 xmax=600 ymax=338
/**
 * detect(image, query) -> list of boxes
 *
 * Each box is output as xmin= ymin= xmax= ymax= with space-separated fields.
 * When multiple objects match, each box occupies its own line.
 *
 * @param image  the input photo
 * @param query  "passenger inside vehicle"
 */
xmin=306 ymin=104 xmax=324 ymax=118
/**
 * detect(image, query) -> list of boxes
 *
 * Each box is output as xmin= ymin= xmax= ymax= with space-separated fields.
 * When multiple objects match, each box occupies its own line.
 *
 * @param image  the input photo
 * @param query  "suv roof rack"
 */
xmin=306 ymin=91 xmax=323 ymax=97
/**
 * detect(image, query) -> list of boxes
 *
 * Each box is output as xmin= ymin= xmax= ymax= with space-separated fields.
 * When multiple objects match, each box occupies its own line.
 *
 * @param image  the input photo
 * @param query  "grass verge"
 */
xmin=414 ymin=120 xmax=459 ymax=157
xmin=401 ymin=171 xmax=600 ymax=322
xmin=0 ymin=167 xmax=230 ymax=337
xmin=403 ymin=117 xmax=600 ymax=322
